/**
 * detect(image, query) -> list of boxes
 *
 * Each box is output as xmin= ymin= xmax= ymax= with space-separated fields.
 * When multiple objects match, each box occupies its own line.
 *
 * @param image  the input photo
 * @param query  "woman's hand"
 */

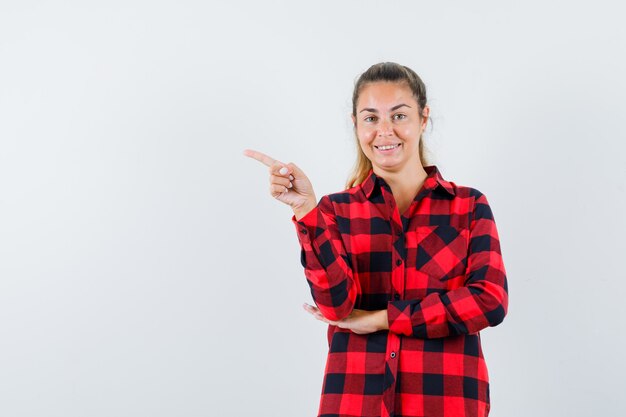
xmin=302 ymin=303 xmax=389 ymax=335
xmin=243 ymin=149 xmax=317 ymax=217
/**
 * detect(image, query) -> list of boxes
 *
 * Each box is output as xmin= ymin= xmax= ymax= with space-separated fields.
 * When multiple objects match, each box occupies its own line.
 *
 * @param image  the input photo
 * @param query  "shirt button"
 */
xmin=390 ymin=351 xmax=396 ymax=358
xmin=394 ymin=294 xmax=400 ymax=300
xmin=396 ymin=259 xmax=402 ymax=266
xmin=301 ymin=229 xmax=307 ymax=235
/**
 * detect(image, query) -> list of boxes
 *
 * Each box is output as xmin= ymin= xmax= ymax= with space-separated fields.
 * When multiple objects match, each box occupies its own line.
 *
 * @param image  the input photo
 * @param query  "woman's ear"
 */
xmin=351 ymin=113 xmax=356 ymax=128
xmin=421 ymin=105 xmax=430 ymax=129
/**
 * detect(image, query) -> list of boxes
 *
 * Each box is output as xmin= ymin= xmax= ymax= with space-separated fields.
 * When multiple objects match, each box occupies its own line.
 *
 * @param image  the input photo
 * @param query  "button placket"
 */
xmin=381 ymin=184 xmax=403 ymax=417
xmin=392 ymin=225 xmax=405 ymax=302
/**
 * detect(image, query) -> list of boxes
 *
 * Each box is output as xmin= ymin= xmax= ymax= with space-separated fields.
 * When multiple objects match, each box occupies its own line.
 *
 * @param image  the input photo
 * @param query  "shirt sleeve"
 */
xmin=386 ymin=190 xmax=509 ymax=338
xmin=292 ymin=194 xmax=361 ymax=322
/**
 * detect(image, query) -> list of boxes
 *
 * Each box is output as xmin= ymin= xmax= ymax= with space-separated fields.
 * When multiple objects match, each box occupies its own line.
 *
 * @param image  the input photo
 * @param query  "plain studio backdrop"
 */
xmin=1 ymin=1 xmax=625 ymax=416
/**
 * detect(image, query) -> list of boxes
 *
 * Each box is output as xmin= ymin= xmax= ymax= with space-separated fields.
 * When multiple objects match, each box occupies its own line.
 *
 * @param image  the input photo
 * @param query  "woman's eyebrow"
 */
xmin=359 ymin=103 xmax=412 ymax=113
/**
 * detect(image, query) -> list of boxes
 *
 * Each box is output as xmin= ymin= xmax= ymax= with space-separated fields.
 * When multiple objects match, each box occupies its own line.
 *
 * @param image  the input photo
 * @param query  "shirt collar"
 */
xmin=361 ymin=164 xmax=455 ymax=200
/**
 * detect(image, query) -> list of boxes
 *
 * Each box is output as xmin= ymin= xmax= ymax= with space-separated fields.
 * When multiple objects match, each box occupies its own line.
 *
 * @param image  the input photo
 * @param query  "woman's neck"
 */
xmin=374 ymin=163 xmax=428 ymax=212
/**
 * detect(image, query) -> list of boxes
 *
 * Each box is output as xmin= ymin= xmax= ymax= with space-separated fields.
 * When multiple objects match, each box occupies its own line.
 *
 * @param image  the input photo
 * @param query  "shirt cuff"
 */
xmin=291 ymin=205 xmax=321 ymax=241
xmin=387 ymin=300 xmax=415 ymax=337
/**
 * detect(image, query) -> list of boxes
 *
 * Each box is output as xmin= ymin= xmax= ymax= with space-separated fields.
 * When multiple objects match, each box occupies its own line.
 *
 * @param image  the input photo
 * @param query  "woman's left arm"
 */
xmin=385 ymin=190 xmax=509 ymax=338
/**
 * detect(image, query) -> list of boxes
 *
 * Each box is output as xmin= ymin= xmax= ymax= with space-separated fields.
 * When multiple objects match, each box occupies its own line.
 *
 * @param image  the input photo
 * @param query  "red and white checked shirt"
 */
xmin=291 ymin=165 xmax=509 ymax=417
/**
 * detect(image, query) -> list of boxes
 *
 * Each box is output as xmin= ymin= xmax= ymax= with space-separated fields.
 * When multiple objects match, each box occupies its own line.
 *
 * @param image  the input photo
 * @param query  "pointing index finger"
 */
xmin=242 ymin=148 xmax=278 ymax=167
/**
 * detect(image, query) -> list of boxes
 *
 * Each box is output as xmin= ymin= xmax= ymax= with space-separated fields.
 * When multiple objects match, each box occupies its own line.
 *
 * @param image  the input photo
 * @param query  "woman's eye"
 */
xmin=364 ymin=114 xmax=405 ymax=122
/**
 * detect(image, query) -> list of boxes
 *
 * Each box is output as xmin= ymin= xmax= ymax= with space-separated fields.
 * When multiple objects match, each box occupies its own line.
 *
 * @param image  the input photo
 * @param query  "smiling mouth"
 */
xmin=374 ymin=143 xmax=402 ymax=150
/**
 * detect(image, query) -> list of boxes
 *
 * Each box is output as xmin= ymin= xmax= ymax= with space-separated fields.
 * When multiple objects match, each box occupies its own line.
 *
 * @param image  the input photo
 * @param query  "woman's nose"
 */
xmin=378 ymin=120 xmax=393 ymax=136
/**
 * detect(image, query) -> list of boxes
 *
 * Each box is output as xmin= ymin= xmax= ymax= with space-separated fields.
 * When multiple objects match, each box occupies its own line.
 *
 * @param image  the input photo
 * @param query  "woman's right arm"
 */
xmin=243 ymin=148 xmax=360 ymax=321
xmin=291 ymin=194 xmax=361 ymax=322
xmin=293 ymin=200 xmax=318 ymax=221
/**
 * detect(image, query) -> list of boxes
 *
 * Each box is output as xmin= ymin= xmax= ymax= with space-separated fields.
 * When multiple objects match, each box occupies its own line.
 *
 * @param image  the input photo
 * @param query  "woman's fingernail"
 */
xmin=289 ymin=175 xmax=294 ymax=181
xmin=279 ymin=167 xmax=288 ymax=175
xmin=288 ymin=182 xmax=293 ymax=188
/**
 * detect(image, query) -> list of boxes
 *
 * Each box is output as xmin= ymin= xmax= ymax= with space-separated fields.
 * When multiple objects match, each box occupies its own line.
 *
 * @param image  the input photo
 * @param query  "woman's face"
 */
xmin=351 ymin=81 xmax=429 ymax=173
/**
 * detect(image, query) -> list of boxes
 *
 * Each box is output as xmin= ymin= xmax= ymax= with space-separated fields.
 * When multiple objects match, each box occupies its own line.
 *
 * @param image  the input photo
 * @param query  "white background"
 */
xmin=1 ymin=1 xmax=625 ymax=416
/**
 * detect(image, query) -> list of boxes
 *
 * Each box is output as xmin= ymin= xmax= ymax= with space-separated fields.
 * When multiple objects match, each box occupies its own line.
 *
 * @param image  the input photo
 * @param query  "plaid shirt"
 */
xmin=291 ymin=165 xmax=509 ymax=417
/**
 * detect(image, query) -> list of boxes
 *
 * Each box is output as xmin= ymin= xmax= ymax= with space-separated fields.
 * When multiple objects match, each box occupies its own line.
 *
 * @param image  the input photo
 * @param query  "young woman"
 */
xmin=244 ymin=62 xmax=509 ymax=417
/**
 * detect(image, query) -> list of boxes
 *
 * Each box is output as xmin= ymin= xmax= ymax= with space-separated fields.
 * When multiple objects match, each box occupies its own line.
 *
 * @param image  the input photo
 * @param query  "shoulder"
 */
xmin=445 ymin=181 xmax=495 ymax=223
xmin=452 ymin=183 xmax=496 ymax=222
xmin=445 ymin=179 xmax=488 ymax=204
xmin=316 ymin=185 xmax=363 ymax=215
xmin=321 ymin=184 xmax=362 ymax=205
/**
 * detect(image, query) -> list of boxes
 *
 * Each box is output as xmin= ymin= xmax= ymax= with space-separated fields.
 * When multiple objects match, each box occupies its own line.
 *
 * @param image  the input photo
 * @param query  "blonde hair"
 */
xmin=345 ymin=62 xmax=432 ymax=189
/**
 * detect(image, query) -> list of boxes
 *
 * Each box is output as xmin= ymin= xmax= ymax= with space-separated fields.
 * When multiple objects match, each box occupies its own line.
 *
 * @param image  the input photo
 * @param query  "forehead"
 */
xmin=357 ymin=81 xmax=415 ymax=110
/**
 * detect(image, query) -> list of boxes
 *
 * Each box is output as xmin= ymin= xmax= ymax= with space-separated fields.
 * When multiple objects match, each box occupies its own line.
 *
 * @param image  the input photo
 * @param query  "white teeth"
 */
xmin=376 ymin=144 xmax=400 ymax=150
